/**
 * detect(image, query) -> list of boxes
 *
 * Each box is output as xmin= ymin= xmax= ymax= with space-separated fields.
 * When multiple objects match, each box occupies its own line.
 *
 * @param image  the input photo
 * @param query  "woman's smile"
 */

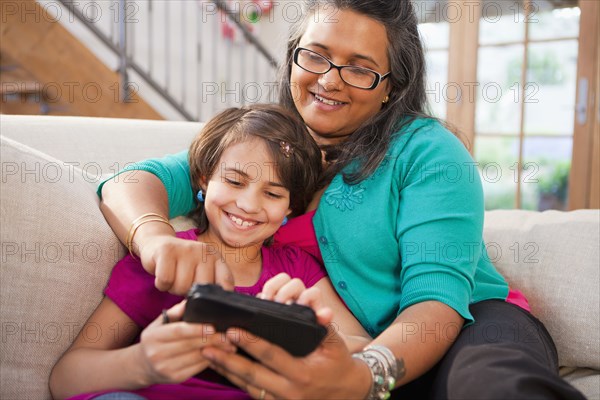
xmin=312 ymin=92 xmax=348 ymax=109
xmin=291 ymin=8 xmax=391 ymax=145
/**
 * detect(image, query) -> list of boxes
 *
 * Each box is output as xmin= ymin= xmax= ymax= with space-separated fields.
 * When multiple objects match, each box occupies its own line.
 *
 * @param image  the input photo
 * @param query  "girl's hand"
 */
xmin=259 ymin=272 xmax=323 ymax=307
xmin=137 ymin=300 xmax=235 ymax=385
xmin=259 ymin=273 xmax=307 ymax=303
xmin=259 ymin=273 xmax=333 ymax=321
xmin=139 ymin=235 xmax=234 ymax=296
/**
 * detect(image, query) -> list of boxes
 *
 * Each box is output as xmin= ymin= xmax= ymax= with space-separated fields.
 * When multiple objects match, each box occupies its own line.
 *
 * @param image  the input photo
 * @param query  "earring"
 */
xmin=382 ymin=95 xmax=390 ymax=104
xmin=281 ymin=217 xmax=288 ymax=226
xmin=196 ymin=190 xmax=205 ymax=202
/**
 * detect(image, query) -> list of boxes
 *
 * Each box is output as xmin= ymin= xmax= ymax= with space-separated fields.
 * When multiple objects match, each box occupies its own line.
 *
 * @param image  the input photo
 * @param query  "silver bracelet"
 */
xmin=352 ymin=345 xmax=405 ymax=400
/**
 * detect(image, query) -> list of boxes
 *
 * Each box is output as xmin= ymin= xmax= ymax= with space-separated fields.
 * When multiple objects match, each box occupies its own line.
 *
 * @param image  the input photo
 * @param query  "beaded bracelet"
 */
xmin=352 ymin=345 xmax=405 ymax=400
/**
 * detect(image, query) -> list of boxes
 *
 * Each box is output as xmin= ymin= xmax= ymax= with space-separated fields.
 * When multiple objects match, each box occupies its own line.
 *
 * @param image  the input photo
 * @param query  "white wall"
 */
xmin=37 ymin=0 xmax=293 ymax=121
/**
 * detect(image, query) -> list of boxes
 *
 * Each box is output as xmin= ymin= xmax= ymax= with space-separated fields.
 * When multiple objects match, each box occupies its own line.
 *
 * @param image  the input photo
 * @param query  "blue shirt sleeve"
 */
xmin=97 ymin=150 xmax=195 ymax=219
xmin=394 ymin=123 xmax=484 ymax=323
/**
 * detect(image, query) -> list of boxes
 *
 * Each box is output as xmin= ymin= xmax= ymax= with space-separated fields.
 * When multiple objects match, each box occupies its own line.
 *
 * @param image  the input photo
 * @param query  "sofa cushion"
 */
xmin=0 ymin=136 xmax=125 ymax=399
xmin=1 ymin=128 xmax=598 ymax=398
xmin=0 ymin=115 xmax=201 ymax=176
xmin=560 ymin=367 xmax=600 ymax=399
xmin=484 ymin=209 xmax=600 ymax=370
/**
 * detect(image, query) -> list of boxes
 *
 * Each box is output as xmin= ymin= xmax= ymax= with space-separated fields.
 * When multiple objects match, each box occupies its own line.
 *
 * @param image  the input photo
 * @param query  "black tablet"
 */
xmin=183 ymin=284 xmax=327 ymax=357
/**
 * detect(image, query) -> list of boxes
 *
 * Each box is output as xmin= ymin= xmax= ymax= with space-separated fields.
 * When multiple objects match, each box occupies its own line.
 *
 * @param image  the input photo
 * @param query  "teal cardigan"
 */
xmin=98 ymin=117 xmax=508 ymax=337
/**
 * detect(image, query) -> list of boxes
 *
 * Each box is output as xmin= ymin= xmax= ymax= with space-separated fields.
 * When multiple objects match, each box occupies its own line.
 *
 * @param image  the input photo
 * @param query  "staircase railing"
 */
xmin=56 ymin=0 xmax=281 ymax=121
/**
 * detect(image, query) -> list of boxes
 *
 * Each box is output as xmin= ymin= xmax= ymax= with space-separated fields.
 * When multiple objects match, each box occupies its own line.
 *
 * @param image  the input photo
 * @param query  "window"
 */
xmin=474 ymin=0 xmax=580 ymax=210
xmin=418 ymin=2 xmax=450 ymax=120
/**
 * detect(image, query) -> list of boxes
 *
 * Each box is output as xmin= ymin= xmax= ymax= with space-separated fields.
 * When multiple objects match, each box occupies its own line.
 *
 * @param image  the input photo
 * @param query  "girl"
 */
xmin=50 ymin=105 xmax=370 ymax=400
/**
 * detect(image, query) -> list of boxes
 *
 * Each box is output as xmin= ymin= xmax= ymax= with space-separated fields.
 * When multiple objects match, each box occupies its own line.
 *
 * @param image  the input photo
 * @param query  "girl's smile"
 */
xmin=200 ymin=138 xmax=292 ymax=251
xmin=225 ymin=211 xmax=260 ymax=229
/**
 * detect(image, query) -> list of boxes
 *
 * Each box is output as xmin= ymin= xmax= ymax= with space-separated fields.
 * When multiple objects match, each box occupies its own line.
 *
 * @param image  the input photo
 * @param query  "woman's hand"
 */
xmin=139 ymin=234 xmax=234 ymax=296
xmin=136 ymin=300 xmax=236 ymax=386
xmin=201 ymin=312 xmax=372 ymax=399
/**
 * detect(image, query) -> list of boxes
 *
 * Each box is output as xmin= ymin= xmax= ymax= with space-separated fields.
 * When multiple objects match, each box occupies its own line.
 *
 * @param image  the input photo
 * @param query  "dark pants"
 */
xmin=393 ymin=300 xmax=586 ymax=400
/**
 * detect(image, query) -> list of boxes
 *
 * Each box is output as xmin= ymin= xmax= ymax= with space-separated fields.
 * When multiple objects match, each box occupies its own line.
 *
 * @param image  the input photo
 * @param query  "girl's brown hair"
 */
xmin=188 ymin=104 xmax=322 ymax=231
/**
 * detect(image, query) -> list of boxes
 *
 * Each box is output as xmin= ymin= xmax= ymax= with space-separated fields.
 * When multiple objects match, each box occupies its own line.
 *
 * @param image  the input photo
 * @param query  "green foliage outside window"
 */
xmin=537 ymin=160 xmax=570 ymax=210
xmin=507 ymin=50 xmax=566 ymax=86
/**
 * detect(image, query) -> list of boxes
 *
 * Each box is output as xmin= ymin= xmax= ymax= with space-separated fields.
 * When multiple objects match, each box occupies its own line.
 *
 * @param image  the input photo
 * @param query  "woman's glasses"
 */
xmin=293 ymin=47 xmax=390 ymax=90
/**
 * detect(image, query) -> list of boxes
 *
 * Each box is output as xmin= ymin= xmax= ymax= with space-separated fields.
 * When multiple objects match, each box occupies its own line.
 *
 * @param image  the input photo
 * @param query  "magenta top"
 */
xmin=68 ymin=229 xmax=326 ymax=400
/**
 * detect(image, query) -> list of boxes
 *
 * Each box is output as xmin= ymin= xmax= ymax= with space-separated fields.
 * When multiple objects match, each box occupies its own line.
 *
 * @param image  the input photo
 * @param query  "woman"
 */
xmin=99 ymin=1 xmax=584 ymax=399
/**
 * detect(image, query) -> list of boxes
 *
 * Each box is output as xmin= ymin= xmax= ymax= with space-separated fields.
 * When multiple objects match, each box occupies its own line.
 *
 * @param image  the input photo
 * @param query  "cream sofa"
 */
xmin=1 ymin=114 xmax=599 ymax=399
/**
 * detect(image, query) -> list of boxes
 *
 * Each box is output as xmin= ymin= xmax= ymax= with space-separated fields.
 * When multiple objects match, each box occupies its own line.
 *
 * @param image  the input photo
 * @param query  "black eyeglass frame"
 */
xmin=293 ymin=47 xmax=391 ymax=90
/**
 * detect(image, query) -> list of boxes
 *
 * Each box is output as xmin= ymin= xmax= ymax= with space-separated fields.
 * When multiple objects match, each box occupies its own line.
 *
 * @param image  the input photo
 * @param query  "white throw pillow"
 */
xmin=1 ymin=136 xmax=125 ymax=399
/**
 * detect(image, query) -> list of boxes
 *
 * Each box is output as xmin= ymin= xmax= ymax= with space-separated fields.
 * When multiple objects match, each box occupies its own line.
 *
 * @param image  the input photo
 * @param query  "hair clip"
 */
xmin=280 ymin=141 xmax=294 ymax=158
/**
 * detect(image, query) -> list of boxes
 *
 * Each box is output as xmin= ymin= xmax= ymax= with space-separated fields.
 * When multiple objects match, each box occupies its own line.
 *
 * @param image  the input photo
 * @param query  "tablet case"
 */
xmin=183 ymin=284 xmax=327 ymax=356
